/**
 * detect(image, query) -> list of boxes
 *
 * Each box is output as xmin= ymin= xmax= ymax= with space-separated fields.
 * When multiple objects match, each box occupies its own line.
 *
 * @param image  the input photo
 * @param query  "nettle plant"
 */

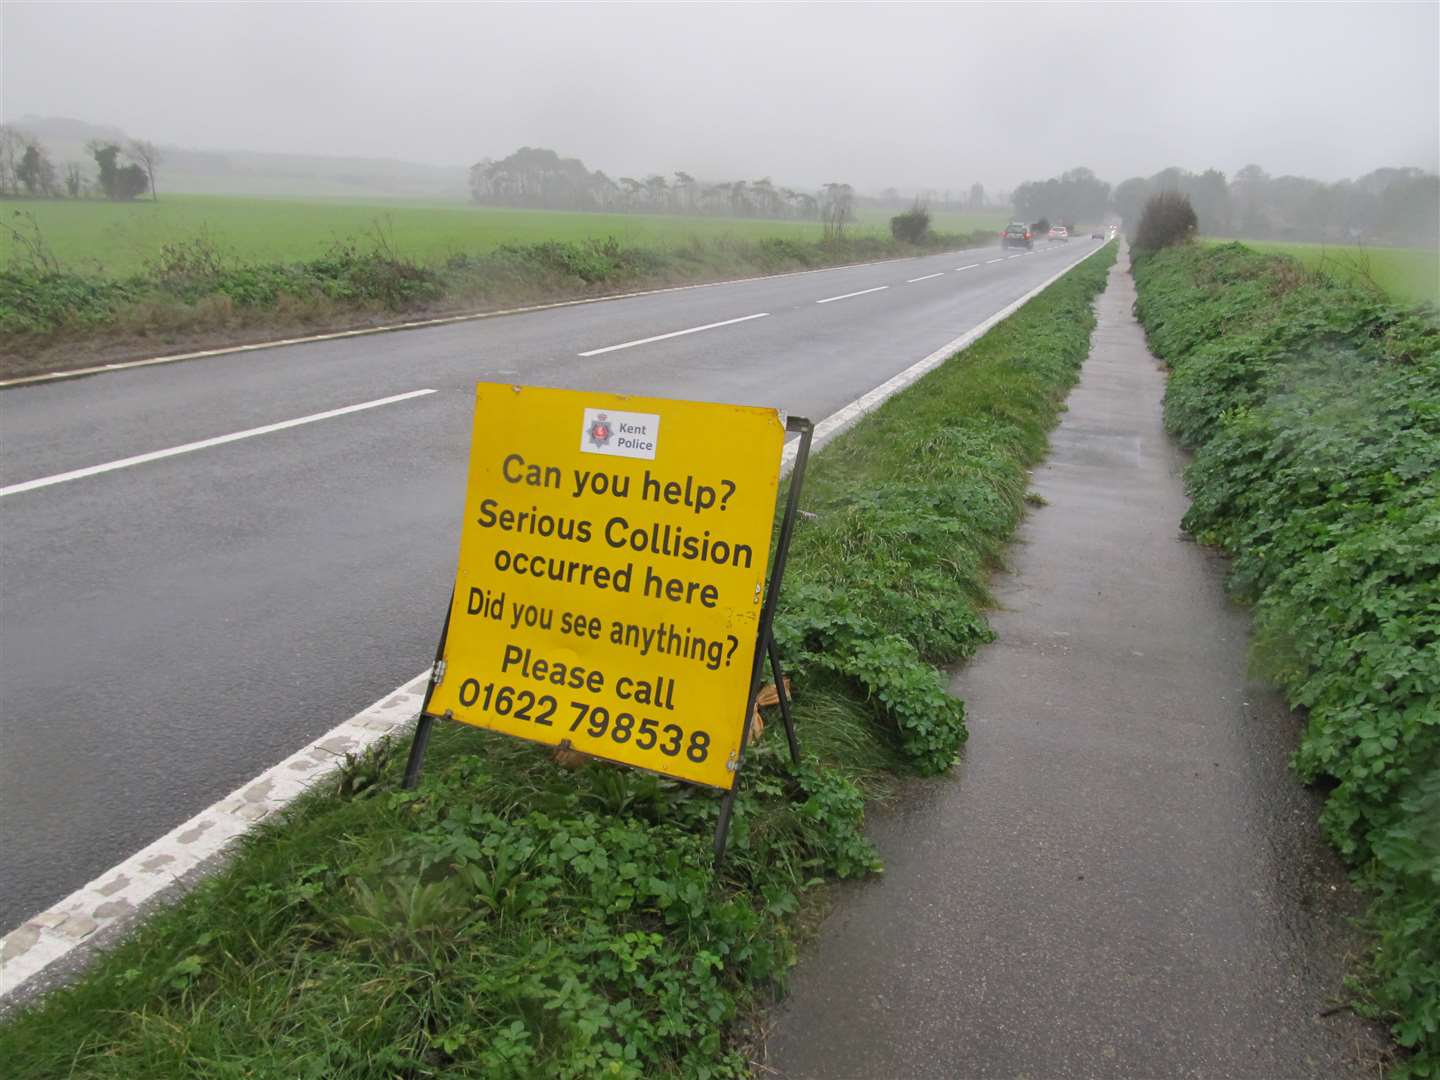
xmin=1133 ymin=241 xmax=1440 ymax=1073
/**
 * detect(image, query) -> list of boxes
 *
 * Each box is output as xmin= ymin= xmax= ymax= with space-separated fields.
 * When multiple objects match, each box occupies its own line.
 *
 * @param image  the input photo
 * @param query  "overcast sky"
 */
xmin=4 ymin=1 xmax=1437 ymax=192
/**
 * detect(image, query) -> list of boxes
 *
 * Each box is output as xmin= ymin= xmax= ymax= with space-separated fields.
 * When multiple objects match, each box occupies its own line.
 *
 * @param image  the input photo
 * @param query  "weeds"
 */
xmin=0 ymin=219 xmax=997 ymax=362
xmin=2 ymin=210 xmax=60 ymax=274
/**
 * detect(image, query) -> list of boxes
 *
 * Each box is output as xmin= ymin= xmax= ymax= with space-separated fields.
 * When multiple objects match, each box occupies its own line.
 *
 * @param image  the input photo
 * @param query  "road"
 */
xmin=0 ymin=237 xmax=1101 ymax=932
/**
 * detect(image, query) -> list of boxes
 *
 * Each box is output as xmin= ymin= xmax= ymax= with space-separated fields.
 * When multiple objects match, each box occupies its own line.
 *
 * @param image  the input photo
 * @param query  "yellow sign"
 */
xmin=428 ymin=384 xmax=786 ymax=789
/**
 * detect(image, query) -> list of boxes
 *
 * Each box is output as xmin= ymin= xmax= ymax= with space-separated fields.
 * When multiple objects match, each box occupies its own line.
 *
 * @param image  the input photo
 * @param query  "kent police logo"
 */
xmin=587 ymin=413 xmax=613 ymax=448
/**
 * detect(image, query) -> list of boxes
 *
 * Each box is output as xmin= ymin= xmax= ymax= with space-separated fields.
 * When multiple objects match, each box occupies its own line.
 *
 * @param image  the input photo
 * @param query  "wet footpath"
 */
xmin=764 ymin=249 xmax=1387 ymax=1079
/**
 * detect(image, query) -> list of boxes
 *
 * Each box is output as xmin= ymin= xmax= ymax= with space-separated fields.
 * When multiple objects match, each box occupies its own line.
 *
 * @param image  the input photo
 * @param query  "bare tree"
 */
xmin=821 ymin=182 xmax=855 ymax=240
xmin=127 ymin=138 xmax=163 ymax=201
xmin=0 ymin=125 xmax=24 ymax=197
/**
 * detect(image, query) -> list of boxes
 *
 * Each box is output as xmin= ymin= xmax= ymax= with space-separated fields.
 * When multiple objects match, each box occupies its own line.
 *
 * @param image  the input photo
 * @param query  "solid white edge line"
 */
xmin=0 ymin=671 xmax=432 ymax=999
xmin=0 ymin=239 xmax=1112 ymax=1004
xmin=0 ymin=244 xmax=997 ymax=390
xmin=905 ymin=272 xmax=944 ymax=283
xmin=782 ymin=240 xmax=1111 ymax=473
xmin=577 ymin=312 xmax=769 ymax=357
xmin=815 ymin=285 xmax=889 ymax=304
xmin=0 ymin=389 xmax=437 ymax=497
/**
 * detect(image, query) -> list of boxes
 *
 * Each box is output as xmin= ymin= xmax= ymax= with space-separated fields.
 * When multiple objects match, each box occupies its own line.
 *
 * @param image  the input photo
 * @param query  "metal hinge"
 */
xmin=430 ymin=659 xmax=446 ymax=686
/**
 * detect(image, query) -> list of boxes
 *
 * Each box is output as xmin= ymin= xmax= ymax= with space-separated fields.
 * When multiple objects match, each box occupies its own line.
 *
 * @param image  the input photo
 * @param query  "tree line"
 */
xmin=1114 ymin=165 xmax=1437 ymax=246
xmin=1014 ymin=163 xmax=1437 ymax=246
xmin=468 ymin=146 xmax=876 ymax=231
xmin=471 ymin=146 xmax=819 ymax=219
xmin=0 ymin=127 xmax=162 ymax=201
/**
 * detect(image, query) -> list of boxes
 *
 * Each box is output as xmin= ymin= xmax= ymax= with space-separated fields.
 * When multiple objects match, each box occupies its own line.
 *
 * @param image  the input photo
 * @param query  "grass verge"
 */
xmin=1132 ymin=241 xmax=1439 ymax=1076
xmin=0 ymin=201 xmax=1002 ymax=379
xmin=0 ymin=196 xmax=1009 ymax=277
xmin=1198 ymin=237 xmax=1439 ymax=307
xmin=0 ymin=245 xmax=1116 ymax=1078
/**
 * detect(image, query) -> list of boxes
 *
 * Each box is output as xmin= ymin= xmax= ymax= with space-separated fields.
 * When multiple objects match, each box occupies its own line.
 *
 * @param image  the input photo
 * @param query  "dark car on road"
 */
xmin=1001 ymin=222 xmax=1033 ymax=249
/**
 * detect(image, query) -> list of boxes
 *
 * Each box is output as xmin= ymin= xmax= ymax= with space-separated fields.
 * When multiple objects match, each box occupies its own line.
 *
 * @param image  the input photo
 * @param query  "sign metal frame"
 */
xmin=401 ymin=415 xmax=814 ymax=864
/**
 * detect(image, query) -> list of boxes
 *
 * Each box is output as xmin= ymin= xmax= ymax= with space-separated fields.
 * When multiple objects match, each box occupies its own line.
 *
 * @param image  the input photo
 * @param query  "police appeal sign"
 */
xmin=427 ymin=384 xmax=786 ymax=788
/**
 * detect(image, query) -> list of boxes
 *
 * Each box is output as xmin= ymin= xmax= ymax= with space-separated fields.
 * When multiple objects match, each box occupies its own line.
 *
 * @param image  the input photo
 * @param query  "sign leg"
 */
xmin=402 ymin=588 xmax=454 ymax=791
xmin=714 ymin=787 xmax=738 ymax=862
xmin=402 ymin=713 xmax=436 ymax=790
xmin=767 ymin=635 xmax=800 ymax=766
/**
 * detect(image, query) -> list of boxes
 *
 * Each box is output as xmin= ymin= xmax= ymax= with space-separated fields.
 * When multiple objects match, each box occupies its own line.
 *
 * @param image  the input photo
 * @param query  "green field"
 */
xmin=0 ymin=195 xmax=1008 ymax=278
xmin=1202 ymin=237 xmax=1438 ymax=306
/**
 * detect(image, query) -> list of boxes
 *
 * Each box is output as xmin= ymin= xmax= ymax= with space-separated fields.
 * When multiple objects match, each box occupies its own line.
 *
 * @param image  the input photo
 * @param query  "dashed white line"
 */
xmin=905 ymin=272 xmax=944 ymax=283
xmin=783 ymin=240 xmax=1113 ymax=471
xmin=1007 ymin=254 xmax=1025 ymax=259
xmin=577 ymin=312 xmax=770 ymax=356
xmin=816 ymin=285 xmax=890 ymax=305
xmin=985 ymin=258 xmax=1005 ymax=264
xmin=0 ymin=388 xmax=437 ymax=498
xmin=955 ymin=263 xmax=981 ymax=271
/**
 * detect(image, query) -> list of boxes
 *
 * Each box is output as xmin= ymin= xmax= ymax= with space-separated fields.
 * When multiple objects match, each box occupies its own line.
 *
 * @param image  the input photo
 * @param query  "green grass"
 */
xmin=1200 ymin=237 xmax=1439 ymax=307
xmin=0 ymin=248 xmax=1116 ymax=1078
xmin=0 ymin=195 xmax=1008 ymax=279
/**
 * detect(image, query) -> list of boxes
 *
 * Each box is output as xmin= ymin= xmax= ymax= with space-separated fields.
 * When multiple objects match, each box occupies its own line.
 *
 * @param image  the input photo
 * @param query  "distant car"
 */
xmin=1048 ymin=226 xmax=1069 ymax=242
xmin=1091 ymin=231 xmax=1104 ymax=239
xmin=1001 ymin=223 xmax=1033 ymax=249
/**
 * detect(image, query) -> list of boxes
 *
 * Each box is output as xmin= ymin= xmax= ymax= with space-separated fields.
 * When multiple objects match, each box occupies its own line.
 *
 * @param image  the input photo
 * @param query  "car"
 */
xmin=1000 ymin=222 xmax=1033 ymax=249
xmin=1048 ymin=226 xmax=1069 ymax=242
xmin=1091 ymin=232 xmax=1104 ymax=239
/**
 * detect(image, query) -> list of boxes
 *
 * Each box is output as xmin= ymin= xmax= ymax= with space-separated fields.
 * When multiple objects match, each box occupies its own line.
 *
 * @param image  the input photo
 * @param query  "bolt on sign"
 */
xmin=424 ymin=384 xmax=786 ymax=789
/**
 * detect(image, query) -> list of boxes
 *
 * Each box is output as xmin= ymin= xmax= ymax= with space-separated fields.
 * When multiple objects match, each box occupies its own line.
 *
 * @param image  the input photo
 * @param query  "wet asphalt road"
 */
xmin=0 ymin=238 xmax=1102 ymax=932
xmin=764 ymin=252 xmax=1385 ymax=1077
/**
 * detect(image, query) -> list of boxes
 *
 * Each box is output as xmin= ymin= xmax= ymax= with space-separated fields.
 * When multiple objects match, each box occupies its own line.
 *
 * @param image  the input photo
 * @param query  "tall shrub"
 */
xmin=1133 ymin=191 xmax=1198 ymax=251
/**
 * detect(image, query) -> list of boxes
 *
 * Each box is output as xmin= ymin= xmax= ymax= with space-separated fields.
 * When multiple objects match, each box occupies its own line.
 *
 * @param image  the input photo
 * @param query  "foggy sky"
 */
xmin=4 ymin=1 xmax=1437 ymax=193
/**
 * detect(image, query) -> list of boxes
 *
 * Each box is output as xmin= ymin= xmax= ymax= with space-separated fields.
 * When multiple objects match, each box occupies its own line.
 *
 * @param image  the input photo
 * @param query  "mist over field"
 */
xmin=0 ymin=0 xmax=1436 ymax=350
xmin=3 ymin=1 xmax=1436 ymax=194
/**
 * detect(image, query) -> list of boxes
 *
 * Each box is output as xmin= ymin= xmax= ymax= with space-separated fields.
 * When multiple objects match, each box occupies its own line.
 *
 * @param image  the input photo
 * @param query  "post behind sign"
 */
xmin=402 ymin=384 xmax=812 ymax=863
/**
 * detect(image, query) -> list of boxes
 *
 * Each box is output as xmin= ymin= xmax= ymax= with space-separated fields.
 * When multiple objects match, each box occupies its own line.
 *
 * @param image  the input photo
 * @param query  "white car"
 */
xmin=1048 ymin=226 xmax=1069 ymax=242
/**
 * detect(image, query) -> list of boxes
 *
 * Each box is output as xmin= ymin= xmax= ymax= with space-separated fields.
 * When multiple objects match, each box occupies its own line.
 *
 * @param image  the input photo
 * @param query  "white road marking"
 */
xmin=0 ymin=671 xmax=432 ymax=1001
xmin=0 ymin=240 xmax=1115 ymax=1004
xmin=955 ymin=263 xmax=981 ymax=271
xmin=816 ymin=285 xmax=889 ymax=304
xmin=0 ymin=388 xmax=437 ymax=498
xmin=985 ymin=258 xmax=1005 ymax=264
xmin=1008 ymin=254 xmax=1026 ymax=259
xmin=0 ymin=245 xmax=995 ymax=390
xmin=905 ymin=272 xmax=944 ymax=283
xmin=783 ymin=241 xmax=1113 ymax=473
xmin=577 ymin=312 xmax=769 ymax=357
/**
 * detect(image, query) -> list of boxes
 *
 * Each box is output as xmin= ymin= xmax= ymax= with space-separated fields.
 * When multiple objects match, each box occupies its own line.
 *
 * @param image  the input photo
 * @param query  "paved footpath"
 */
xmin=765 ymin=249 xmax=1387 ymax=1078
